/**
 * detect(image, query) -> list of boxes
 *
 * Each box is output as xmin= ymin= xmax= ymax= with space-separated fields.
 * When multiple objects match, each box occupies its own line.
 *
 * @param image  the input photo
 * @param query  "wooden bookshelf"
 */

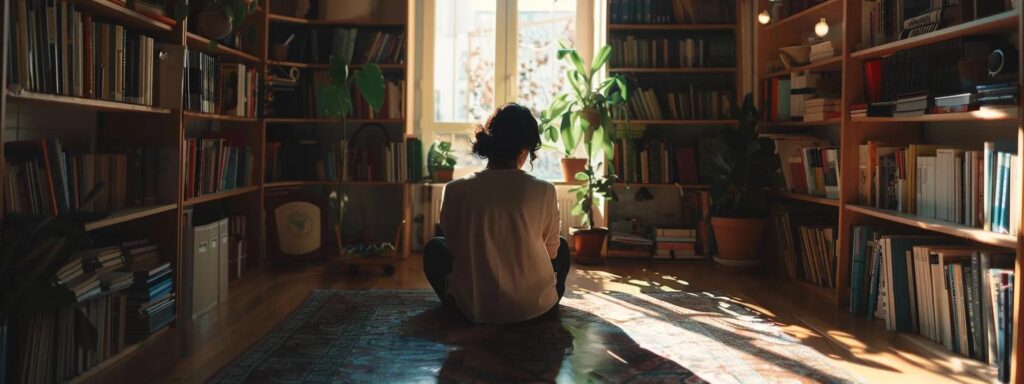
xmin=72 ymin=0 xmax=175 ymax=33
xmin=850 ymin=107 xmax=1019 ymax=123
xmin=268 ymin=14 xmax=404 ymax=27
xmin=608 ymin=67 xmax=736 ymax=74
xmin=183 ymin=186 xmax=260 ymax=207
xmin=760 ymin=118 xmax=841 ymax=127
xmin=183 ymin=111 xmax=260 ymax=123
xmin=768 ymin=191 xmax=840 ymax=207
xmin=83 ymin=204 xmax=179 ymax=232
xmin=186 ymin=33 xmax=261 ymax=63
xmin=7 ymin=91 xmax=172 ymax=114
xmin=850 ymin=10 xmax=1019 ymax=59
xmin=264 ymin=117 xmax=405 ymax=124
xmin=759 ymin=0 xmax=843 ymax=33
xmin=845 ymin=205 xmax=1017 ymax=249
xmin=266 ymin=60 xmax=407 ymax=71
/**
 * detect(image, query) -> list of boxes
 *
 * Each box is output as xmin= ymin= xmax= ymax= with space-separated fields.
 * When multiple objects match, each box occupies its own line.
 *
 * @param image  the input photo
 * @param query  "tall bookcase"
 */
xmin=0 ymin=0 xmax=411 ymax=382
xmin=756 ymin=1 xmax=1024 ymax=382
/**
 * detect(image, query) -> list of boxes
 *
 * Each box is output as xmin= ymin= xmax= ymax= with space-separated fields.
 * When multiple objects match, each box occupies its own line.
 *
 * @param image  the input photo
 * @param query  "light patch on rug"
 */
xmin=210 ymin=290 xmax=858 ymax=384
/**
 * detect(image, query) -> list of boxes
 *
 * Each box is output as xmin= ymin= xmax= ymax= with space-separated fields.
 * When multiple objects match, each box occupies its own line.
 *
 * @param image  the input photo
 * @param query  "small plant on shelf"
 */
xmin=174 ymin=0 xmax=259 ymax=43
xmin=539 ymin=43 xmax=630 ymax=265
xmin=427 ymin=141 xmax=457 ymax=182
xmin=699 ymin=93 xmax=783 ymax=268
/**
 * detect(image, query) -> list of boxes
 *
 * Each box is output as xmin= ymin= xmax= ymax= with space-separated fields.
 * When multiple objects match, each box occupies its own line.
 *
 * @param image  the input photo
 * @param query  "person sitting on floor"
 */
xmin=423 ymin=102 xmax=570 ymax=324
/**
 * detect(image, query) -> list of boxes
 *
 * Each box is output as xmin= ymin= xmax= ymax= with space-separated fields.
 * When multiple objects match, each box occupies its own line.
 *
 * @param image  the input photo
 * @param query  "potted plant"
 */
xmin=540 ymin=44 xmax=630 ymax=264
xmin=699 ymin=94 xmax=783 ymax=269
xmin=427 ymin=141 xmax=457 ymax=182
xmin=540 ymin=43 xmax=630 ymax=184
xmin=174 ymin=0 xmax=258 ymax=41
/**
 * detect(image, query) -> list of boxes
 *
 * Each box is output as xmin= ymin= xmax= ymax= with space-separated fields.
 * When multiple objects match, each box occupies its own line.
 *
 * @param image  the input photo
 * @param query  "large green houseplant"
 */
xmin=699 ymin=93 xmax=782 ymax=268
xmin=540 ymin=44 xmax=630 ymax=264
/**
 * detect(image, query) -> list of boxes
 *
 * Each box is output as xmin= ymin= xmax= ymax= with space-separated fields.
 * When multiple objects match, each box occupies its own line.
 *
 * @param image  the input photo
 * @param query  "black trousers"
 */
xmin=423 ymin=237 xmax=571 ymax=304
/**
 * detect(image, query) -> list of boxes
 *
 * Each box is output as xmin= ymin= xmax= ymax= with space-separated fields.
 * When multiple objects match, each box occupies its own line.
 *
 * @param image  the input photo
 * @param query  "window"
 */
xmin=424 ymin=0 xmax=593 ymax=180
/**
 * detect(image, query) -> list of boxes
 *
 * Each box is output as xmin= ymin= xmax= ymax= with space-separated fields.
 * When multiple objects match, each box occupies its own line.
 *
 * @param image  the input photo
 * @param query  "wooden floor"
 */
xmin=142 ymin=255 xmax=987 ymax=383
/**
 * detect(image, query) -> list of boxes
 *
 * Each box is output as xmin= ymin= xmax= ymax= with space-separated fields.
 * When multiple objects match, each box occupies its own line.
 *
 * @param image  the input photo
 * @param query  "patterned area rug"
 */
xmin=210 ymin=290 xmax=858 ymax=383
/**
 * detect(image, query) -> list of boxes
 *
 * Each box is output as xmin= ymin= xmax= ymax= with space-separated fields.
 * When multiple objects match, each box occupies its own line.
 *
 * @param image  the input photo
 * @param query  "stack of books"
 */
xmin=653 ymin=228 xmax=699 ymax=259
xmin=809 ymin=40 xmax=835 ymax=62
xmin=64 ymin=273 xmax=101 ymax=302
xmin=932 ymin=93 xmax=976 ymax=114
xmin=607 ymin=227 xmax=654 ymax=258
xmin=894 ymin=93 xmax=930 ymax=117
xmin=848 ymin=228 xmax=1016 ymax=382
xmin=804 ymin=98 xmax=840 ymax=121
xmin=125 ymin=246 xmax=175 ymax=343
xmin=849 ymin=103 xmax=868 ymax=118
xmin=977 ymin=83 xmax=1019 ymax=108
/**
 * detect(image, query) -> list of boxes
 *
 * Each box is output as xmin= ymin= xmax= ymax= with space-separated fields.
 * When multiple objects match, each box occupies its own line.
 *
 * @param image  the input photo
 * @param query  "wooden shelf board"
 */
xmin=268 ymin=14 xmax=404 ymax=27
xmin=186 ymin=33 xmax=261 ymax=63
xmin=614 ymin=119 xmax=737 ymax=126
xmin=761 ymin=56 xmax=842 ymax=79
xmin=851 ymin=10 xmax=1019 ymax=59
xmin=897 ymin=333 xmax=998 ymax=381
xmin=760 ymin=0 xmax=843 ymax=33
xmin=66 ymin=327 xmax=174 ymax=384
xmin=342 ymin=181 xmax=406 ymax=186
xmin=761 ymin=118 xmax=841 ymax=127
xmin=613 ymin=182 xmax=709 ymax=189
xmin=84 ymin=204 xmax=178 ymax=232
xmin=845 ymin=205 xmax=1017 ymax=248
xmin=792 ymin=279 xmax=839 ymax=302
xmin=608 ymin=23 xmax=735 ymax=31
xmin=7 ymin=91 xmax=171 ymax=114
xmin=265 ymin=117 xmax=405 ymax=124
xmin=264 ymin=180 xmax=338 ymax=188
xmin=73 ymin=0 xmax=174 ymax=33
xmin=769 ymin=191 xmax=840 ymax=207
xmin=183 ymin=186 xmax=259 ymax=207
xmin=851 ymin=107 xmax=1018 ymax=123
xmin=609 ymin=67 xmax=736 ymax=74
xmin=183 ymin=111 xmax=259 ymax=123
xmin=266 ymin=61 xmax=406 ymax=70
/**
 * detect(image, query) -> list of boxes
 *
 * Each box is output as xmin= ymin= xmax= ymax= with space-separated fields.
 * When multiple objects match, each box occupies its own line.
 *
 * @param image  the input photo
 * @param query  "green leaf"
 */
xmin=559 ymin=113 xmax=578 ymax=156
xmin=329 ymin=54 xmax=349 ymax=87
xmin=614 ymin=75 xmax=630 ymax=102
xmin=355 ymin=63 xmax=386 ymax=112
xmin=439 ymin=141 xmax=451 ymax=152
xmin=591 ymin=45 xmax=612 ymax=74
xmin=231 ymin=0 xmax=247 ymax=28
xmin=207 ymin=39 xmax=218 ymax=49
xmin=173 ymin=1 xmax=189 ymax=22
xmin=574 ymin=171 xmax=589 ymax=181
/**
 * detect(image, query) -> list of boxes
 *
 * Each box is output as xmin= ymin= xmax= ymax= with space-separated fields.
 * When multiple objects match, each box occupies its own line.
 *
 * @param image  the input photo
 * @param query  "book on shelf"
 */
xmin=6 ymin=0 xmax=157 ymax=105
xmin=763 ymin=72 xmax=839 ymax=122
xmin=267 ymin=137 xmax=422 ymax=183
xmin=860 ymin=0 xmax=1010 ymax=48
xmin=894 ymin=92 xmax=930 ymax=117
xmin=612 ymin=137 xmax=699 ymax=185
xmin=847 ymin=227 xmax=1016 ymax=379
xmin=808 ymin=40 xmax=835 ymax=62
xmin=607 ymin=221 xmax=654 ymax=258
xmin=653 ymin=227 xmax=699 ymax=259
xmin=5 ymin=139 xmax=174 ymax=215
xmin=858 ymin=140 xmax=1020 ymax=235
xmin=762 ymin=135 xmax=837 ymax=198
xmin=876 ymin=38 xmax=997 ymax=105
xmin=625 ymin=85 xmax=733 ymax=120
xmin=609 ymin=35 xmax=735 ymax=68
xmin=182 ymin=138 xmax=254 ymax=200
xmin=125 ymin=240 xmax=174 ymax=342
xmin=184 ymin=50 xmax=261 ymax=117
xmin=769 ymin=204 xmax=836 ymax=287
xmin=127 ymin=0 xmax=176 ymax=26
xmin=803 ymin=98 xmax=840 ymax=122
xmin=609 ymin=0 xmax=735 ymax=24
xmin=331 ymin=28 xmax=407 ymax=64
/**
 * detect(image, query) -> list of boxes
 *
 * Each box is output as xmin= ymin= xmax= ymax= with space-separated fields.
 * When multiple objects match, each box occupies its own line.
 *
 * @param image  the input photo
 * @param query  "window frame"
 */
xmin=420 ymin=0 xmax=596 ymax=151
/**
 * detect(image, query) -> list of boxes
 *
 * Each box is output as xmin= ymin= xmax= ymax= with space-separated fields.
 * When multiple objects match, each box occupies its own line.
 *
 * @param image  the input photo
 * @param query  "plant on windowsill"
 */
xmin=427 ymin=141 xmax=457 ymax=183
xmin=698 ymin=93 xmax=783 ymax=269
xmin=540 ymin=44 xmax=630 ymax=265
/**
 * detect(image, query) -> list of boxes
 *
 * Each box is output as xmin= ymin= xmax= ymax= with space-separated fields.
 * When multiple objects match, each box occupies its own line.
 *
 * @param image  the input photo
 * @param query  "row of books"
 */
xmin=6 ymin=0 xmax=157 ymax=106
xmin=654 ymin=227 xmax=699 ymax=260
xmin=627 ymin=86 xmax=733 ymax=120
xmin=331 ymin=29 xmax=406 ymax=65
xmin=848 ymin=228 xmax=1015 ymax=382
xmin=347 ymin=79 xmax=406 ymax=120
xmin=859 ymin=141 xmax=1020 ymax=235
xmin=183 ymin=138 xmax=255 ymax=200
xmin=607 ymin=225 xmax=654 ymax=258
xmin=808 ymin=40 xmax=835 ymax=63
xmin=612 ymin=138 xmax=699 ymax=185
xmin=763 ymin=72 xmax=840 ymax=122
xmin=5 ymin=139 xmax=173 ymax=215
xmin=864 ymin=38 xmax=1000 ymax=108
xmin=184 ymin=50 xmax=260 ymax=117
xmin=608 ymin=35 xmax=735 ymax=68
xmin=765 ymin=135 xmax=839 ymax=199
xmin=858 ymin=0 xmax=1009 ymax=49
xmin=182 ymin=212 xmax=242 ymax=318
xmin=124 ymin=246 xmax=175 ymax=343
xmin=266 ymin=138 xmax=424 ymax=183
xmin=770 ymin=205 xmax=837 ymax=287
xmin=857 ymin=82 xmax=1019 ymax=118
xmin=608 ymin=0 xmax=736 ymax=24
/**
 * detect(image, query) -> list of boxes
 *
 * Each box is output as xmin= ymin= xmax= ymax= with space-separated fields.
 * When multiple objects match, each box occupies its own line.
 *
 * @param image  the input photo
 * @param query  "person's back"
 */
xmin=423 ymin=103 xmax=569 ymax=324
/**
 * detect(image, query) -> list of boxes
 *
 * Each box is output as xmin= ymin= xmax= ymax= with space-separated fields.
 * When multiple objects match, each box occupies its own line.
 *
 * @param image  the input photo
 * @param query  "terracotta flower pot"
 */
xmin=710 ymin=216 xmax=767 ymax=269
xmin=571 ymin=227 xmax=608 ymax=265
xmin=561 ymin=158 xmax=587 ymax=183
xmin=432 ymin=168 xmax=454 ymax=183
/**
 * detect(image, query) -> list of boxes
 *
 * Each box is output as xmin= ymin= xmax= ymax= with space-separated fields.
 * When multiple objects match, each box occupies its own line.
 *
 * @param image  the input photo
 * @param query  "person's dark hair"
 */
xmin=471 ymin=103 xmax=541 ymax=165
